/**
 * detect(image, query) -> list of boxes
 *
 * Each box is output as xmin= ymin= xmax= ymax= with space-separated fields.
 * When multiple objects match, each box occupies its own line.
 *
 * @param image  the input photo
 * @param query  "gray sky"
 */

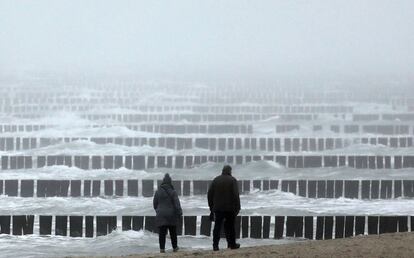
xmin=0 ymin=0 xmax=413 ymax=81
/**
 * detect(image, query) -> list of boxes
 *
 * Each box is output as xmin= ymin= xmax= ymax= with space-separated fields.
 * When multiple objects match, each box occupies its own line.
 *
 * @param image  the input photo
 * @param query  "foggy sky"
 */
xmin=0 ymin=0 xmax=413 ymax=81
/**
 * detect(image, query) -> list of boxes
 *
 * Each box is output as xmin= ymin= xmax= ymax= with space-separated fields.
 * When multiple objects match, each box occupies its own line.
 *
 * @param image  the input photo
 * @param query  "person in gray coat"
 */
xmin=153 ymin=173 xmax=182 ymax=253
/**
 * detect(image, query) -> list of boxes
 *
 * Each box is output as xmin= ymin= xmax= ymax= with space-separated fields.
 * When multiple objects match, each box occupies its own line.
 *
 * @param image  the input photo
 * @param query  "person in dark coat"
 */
xmin=207 ymin=165 xmax=241 ymax=251
xmin=153 ymin=173 xmax=182 ymax=253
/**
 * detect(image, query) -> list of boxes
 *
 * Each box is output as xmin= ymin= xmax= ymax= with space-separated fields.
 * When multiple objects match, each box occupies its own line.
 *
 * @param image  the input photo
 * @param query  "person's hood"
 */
xmin=222 ymin=170 xmax=232 ymax=176
xmin=160 ymin=173 xmax=175 ymax=191
xmin=162 ymin=173 xmax=172 ymax=185
xmin=221 ymin=165 xmax=232 ymax=176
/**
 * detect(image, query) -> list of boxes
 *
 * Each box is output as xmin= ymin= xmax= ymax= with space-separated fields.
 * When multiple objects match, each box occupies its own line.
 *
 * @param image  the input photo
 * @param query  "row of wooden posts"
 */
xmin=1 ymin=123 xmax=414 ymax=135
xmin=0 ymin=215 xmax=410 ymax=240
xmin=1 ymin=136 xmax=413 ymax=151
xmin=2 ymin=155 xmax=414 ymax=170
xmin=1 ymin=179 xmax=414 ymax=199
xmin=0 ymin=124 xmax=254 ymax=134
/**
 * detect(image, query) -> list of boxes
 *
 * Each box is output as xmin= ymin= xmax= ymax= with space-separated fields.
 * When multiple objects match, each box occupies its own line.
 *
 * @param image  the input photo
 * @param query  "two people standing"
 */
xmin=153 ymin=165 xmax=240 ymax=253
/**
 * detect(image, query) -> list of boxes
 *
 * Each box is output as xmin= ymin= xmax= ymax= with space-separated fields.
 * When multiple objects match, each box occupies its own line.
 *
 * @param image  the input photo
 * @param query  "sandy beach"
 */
xmin=83 ymin=232 xmax=414 ymax=258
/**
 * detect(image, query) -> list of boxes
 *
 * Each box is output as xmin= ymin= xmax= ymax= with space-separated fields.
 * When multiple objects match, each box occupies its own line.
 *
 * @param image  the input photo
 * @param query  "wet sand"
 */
xmin=79 ymin=232 xmax=414 ymax=258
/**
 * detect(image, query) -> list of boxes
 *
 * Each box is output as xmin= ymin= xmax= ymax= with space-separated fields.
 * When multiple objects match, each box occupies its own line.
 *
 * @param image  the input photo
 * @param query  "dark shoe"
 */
xmin=229 ymin=243 xmax=240 ymax=250
xmin=213 ymin=245 xmax=219 ymax=251
xmin=160 ymin=249 xmax=165 ymax=253
xmin=173 ymin=247 xmax=179 ymax=252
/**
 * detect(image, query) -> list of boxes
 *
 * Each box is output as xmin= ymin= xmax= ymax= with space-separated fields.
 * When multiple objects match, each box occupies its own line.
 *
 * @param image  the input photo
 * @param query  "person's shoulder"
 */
xmin=209 ymin=175 xmax=221 ymax=186
xmin=171 ymin=188 xmax=178 ymax=195
xmin=212 ymin=175 xmax=221 ymax=181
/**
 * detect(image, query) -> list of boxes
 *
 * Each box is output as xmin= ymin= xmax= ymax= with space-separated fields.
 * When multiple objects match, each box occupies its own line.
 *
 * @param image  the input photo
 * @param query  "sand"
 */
xmin=82 ymin=232 xmax=414 ymax=258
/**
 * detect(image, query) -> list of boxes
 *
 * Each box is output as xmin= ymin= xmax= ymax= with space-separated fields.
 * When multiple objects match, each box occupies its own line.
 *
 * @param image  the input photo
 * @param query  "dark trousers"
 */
xmin=213 ymin=211 xmax=236 ymax=248
xmin=158 ymin=225 xmax=178 ymax=250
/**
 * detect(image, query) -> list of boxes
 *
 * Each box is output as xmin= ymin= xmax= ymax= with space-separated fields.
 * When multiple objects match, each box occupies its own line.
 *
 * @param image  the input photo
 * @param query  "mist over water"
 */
xmin=1 ymin=0 xmax=414 ymax=82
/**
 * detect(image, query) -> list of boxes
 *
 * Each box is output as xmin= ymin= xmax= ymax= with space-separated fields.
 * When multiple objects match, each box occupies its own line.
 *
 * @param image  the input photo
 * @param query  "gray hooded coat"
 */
xmin=153 ymin=174 xmax=183 ymax=227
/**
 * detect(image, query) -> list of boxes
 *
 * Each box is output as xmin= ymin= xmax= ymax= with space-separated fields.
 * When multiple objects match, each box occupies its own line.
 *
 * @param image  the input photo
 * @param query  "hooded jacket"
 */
xmin=153 ymin=174 xmax=183 ymax=227
xmin=207 ymin=169 xmax=241 ymax=213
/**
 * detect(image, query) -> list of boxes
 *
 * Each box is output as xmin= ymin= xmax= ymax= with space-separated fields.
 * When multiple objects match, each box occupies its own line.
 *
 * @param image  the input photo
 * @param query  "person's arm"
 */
xmin=207 ymin=180 xmax=215 ymax=211
xmin=153 ymin=190 xmax=158 ymax=210
xmin=173 ymin=191 xmax=183 ymax=216
xmin=233 ymin=178 xmax=241 ymax=214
